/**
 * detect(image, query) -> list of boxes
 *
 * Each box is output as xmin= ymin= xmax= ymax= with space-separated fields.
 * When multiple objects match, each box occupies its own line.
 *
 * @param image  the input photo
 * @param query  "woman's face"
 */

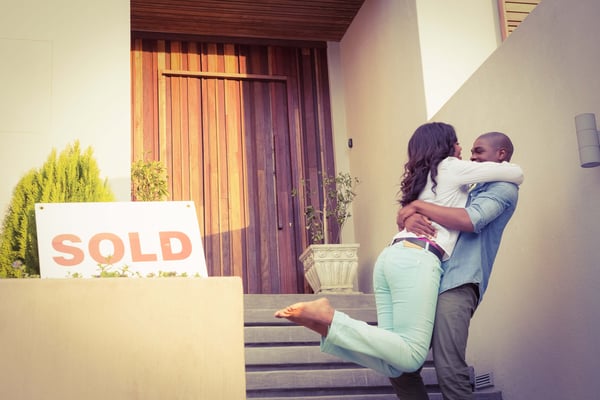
xmin=453 ymin=142 xmax=462 ymax=159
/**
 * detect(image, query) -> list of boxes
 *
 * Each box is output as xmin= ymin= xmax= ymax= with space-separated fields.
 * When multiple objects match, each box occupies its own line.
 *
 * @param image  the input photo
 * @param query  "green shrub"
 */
xmin=131 ymin=158 xmax=169 ymax=201
xmin=0 ymin=141 xmax=114 ymax=277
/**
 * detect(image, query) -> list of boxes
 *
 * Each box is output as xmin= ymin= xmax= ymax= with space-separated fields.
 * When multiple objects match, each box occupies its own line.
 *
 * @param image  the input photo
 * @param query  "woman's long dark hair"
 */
xmin=399 ymin=122 xmax=458 ymax=206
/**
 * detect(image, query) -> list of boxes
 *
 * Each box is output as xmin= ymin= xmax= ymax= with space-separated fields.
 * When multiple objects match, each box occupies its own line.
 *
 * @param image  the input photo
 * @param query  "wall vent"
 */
xmin=474 ymin=372 xmax=494 ymax=390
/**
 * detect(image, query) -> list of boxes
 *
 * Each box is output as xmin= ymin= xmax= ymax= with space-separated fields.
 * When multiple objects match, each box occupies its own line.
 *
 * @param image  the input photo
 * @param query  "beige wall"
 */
xmin=0 ymin=277 xmax=246 ymax=399
xmin=433 ymin=0 xmax=600 ymax=398
xmin=416 ymin=0 xmax=501 ymax=117
xmin=327 ymin=42 xmax=356 ymax=245
xmin=334 ymin=0 xmax=501 ymax=293
xmin=336 ymin=0 xmax=428 ymax=293
xmin=338 ymin=0 xmax=600 ymax=398
xmin=0 ymin=0 xmax=131 ymax=214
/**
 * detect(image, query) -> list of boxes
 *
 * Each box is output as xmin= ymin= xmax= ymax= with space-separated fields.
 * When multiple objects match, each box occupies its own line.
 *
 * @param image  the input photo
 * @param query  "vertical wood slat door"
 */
xmin=132 ymin=39 xmax=335 ymax=294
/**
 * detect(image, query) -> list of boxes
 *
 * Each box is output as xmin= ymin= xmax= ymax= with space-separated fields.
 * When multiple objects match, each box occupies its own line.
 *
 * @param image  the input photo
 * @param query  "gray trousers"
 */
xmin=389 ymin=283 xmax=479 ymax=400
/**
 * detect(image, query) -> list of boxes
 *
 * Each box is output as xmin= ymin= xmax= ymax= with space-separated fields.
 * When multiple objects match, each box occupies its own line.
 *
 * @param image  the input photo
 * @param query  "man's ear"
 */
xmin=497 ymin=148 xmax=508 ymax=162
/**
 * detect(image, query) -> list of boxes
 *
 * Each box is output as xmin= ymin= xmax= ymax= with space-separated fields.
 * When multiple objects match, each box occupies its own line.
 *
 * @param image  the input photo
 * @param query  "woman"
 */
xmin=274 ymin=122 xmax=523 ymax=377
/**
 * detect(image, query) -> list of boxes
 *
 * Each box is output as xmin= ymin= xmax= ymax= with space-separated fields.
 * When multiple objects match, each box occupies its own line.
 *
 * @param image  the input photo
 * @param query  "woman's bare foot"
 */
xmin=274 ymin=298 xmax=334 ymax=336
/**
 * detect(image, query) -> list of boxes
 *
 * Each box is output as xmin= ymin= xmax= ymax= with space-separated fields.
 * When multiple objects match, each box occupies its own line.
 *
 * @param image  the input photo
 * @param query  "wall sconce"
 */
xmin=575 ymin=113 xmax=600 ymax=168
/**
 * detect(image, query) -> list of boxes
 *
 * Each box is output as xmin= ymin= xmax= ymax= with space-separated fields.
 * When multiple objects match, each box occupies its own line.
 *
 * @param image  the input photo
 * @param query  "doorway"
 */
xmin=131 ymin=38 xmax=336 ymax=293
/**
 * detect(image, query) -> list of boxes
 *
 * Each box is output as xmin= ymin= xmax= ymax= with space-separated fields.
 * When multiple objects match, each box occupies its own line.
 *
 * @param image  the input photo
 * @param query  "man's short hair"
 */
xmin=479 ymin=131 xmax=514 ymax=161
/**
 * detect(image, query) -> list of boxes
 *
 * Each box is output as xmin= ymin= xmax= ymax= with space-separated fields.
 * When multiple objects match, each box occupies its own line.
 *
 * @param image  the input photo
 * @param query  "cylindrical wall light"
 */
xmin=575 ymin=113 xmax=600 ymax=168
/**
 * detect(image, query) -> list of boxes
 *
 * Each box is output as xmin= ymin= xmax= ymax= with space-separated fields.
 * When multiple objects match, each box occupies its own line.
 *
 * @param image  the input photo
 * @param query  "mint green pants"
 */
xmin=320 ymin=241 xmax=442 ymax=377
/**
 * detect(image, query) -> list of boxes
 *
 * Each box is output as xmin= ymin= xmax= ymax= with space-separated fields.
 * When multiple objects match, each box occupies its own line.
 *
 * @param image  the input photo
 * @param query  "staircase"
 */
xmin=244 ymin=294 xmax=503 ymax=400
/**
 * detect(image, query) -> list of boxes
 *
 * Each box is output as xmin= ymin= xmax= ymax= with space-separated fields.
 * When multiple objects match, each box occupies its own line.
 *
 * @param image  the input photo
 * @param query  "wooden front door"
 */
xmin=131 ymin=38 xmax=335 ymax=294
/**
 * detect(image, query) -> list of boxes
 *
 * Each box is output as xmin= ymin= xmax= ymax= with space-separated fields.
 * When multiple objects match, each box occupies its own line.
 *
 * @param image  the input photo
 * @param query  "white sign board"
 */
xmin=35 ymin=201 xmax=208 ymax=278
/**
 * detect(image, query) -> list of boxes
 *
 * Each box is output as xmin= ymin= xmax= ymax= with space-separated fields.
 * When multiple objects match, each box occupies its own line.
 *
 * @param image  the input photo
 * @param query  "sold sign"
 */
xmin=35 ymin=201 xmax=208 ymax=278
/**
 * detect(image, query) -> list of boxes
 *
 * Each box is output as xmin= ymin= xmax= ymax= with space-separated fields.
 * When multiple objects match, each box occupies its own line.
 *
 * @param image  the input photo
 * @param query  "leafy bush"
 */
xmin=131 ymin=158 xmax=169 ymax=201
xmin=0 ymin=141 xmax=114 ymax=277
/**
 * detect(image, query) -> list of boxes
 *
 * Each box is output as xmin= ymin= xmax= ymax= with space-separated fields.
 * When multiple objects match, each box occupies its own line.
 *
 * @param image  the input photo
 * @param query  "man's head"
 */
xmin=470 ymin=131 xmax=514 ymax=163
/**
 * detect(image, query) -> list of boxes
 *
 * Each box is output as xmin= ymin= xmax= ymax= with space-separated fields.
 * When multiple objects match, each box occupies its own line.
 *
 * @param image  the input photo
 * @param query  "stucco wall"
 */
xmin=339 ymin=0 xmax=600 ymax=398
xmin=0 ymin=0 xmax=131 ymax=214
xmin=336 ymin=0 xmax=428 ymax=293
xmin=0 ymin=277 xmax=246 ymax=399
xmin=336 ymin=0 xmax=501 ymax=293
xmin=432 ymin=0 xmax=600 ymax=398
xmin=416 ymin=0 xmax=500 ymax=117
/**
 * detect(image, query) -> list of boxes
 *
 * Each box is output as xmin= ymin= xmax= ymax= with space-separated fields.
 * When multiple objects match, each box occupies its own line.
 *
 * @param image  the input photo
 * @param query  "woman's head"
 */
xmin=399 ymin=122 xmax=458 ymax=206
xmin=407 ymin=122 xmax=458 ymax=161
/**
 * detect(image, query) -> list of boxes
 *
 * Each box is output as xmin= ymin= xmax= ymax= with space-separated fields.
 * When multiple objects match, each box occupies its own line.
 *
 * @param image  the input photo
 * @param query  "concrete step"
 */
xmin=244 ymin=294 xmax=502 ymax=400
xmin=247 ymin=394 xmax=502 ymax=400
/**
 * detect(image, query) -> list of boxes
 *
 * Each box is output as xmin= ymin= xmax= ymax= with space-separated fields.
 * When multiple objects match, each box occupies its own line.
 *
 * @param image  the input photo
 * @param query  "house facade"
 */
xmin=1 ymin=0 xmax=599 ymax=399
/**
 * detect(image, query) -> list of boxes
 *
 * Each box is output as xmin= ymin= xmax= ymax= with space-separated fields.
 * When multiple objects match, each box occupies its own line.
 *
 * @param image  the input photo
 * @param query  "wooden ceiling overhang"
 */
xmin=131 ymin=0 xmax=365 ymax=43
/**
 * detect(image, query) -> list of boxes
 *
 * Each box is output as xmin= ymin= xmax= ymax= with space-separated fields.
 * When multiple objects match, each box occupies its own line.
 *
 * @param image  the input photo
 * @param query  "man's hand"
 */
xmin=404 ymin=214 xmax=436 ymax=238
xmin=397 ymin=202 xmax=437 ymax=237
xmin=396 ymin=203 xmax=418 ymax=230
xmin=398 ymin=199 xmax=474 ymax=233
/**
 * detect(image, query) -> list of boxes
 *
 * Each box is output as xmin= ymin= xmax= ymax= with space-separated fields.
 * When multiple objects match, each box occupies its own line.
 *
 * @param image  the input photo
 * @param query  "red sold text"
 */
xmin=51 ymin=231 xmax=192 ymax=266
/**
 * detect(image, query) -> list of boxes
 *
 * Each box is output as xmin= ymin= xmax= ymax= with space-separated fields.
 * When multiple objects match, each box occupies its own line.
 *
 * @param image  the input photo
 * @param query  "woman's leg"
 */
xmin=320 ymin=245 xmax=442 ymax=377
xmin=389 ymin=369 xmax=430 ymax=400
xmin=383 ymin=244 xmax=441 ymax=366
xmin=373 ymin=246 xmax=393 ymax=331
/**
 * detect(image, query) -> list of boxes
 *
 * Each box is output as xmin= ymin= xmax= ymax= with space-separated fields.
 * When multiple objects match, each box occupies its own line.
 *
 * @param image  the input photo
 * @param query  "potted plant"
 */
xmin=295 ymin=172 xmax=360 ymax=294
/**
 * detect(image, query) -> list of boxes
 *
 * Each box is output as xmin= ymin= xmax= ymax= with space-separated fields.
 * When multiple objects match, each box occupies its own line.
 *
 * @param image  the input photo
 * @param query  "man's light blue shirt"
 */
xmin=439 ymin=181 xmax=519 ymax=303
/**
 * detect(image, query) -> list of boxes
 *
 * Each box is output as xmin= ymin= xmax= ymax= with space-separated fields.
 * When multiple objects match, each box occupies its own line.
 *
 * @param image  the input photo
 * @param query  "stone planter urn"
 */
xmin=299 ymin=243 xmax=360 ymax=294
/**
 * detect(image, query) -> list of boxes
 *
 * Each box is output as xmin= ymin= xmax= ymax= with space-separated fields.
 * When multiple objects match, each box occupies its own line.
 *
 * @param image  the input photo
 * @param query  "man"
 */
xmin=390 ymin=131 xmax=522 ymax=400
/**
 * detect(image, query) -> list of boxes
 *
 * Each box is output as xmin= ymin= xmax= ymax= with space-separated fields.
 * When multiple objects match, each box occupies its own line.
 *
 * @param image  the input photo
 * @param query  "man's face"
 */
xmin=470 ymin=137 xmax=501 ymax=163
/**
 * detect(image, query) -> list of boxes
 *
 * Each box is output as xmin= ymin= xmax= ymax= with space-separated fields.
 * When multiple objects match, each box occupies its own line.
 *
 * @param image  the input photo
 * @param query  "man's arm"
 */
xmin=397 ymin=200 xmax=474 ymax=233
xmin=398 ymin=182 xmax=519 ymax=236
